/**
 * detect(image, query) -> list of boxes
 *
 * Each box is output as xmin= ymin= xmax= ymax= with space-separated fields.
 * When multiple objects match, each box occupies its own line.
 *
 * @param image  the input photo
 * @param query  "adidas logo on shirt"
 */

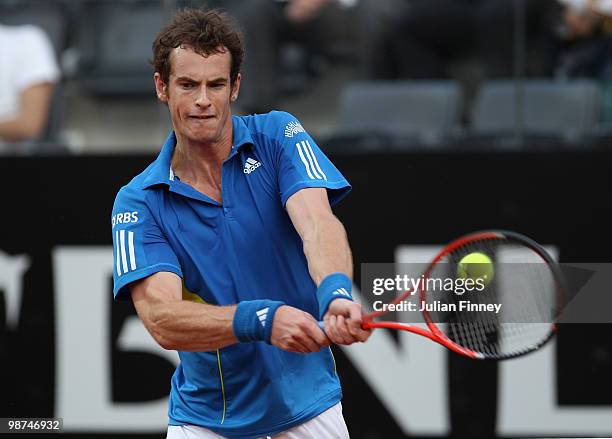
xmin=256 ymin=307 xmax=269 ymax=327
xmin=243 ymin=157 xmax=262 ymax=174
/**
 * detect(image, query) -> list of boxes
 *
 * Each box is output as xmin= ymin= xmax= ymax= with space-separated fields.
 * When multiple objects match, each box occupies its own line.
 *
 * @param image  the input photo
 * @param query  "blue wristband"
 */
xmin=233 ymin=300 xmax=285 ymax=344
xmin=316 ymin=273 xmax=353 ymax=319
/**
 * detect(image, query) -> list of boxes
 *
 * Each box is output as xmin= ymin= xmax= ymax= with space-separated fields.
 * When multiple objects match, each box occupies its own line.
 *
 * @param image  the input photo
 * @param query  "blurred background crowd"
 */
xmin=2 ymin=0 xmax=612 ymax=153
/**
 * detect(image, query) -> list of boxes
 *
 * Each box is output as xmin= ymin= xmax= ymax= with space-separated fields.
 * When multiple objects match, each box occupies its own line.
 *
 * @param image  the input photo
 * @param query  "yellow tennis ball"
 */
xmin=457 ymin=252 xmax=494 ymax=285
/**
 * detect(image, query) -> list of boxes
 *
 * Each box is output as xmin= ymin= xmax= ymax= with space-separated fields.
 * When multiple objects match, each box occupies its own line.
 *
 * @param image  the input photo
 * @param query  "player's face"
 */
xmin=154 ymin=46 xmax=240 ymax=146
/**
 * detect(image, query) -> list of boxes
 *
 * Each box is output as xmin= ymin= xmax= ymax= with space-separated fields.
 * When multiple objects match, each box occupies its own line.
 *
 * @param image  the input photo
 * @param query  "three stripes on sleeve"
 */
xmin=115 ymin=230 xmax=136 ymax=276
xmin=295 ymin=140 xmax=327 ymax=181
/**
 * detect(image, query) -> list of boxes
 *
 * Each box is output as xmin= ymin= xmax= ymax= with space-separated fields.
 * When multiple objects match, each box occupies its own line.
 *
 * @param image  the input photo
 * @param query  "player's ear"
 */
xmin=230 ymin=73 xmax=241 ymax=102
xmin=154 ymin=72 xmax=169 ymax=103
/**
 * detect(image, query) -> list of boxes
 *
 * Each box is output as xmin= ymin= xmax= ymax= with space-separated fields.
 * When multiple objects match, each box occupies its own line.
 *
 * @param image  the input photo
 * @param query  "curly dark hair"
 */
xmin=152 ymin=8 xmax=244 ymax=86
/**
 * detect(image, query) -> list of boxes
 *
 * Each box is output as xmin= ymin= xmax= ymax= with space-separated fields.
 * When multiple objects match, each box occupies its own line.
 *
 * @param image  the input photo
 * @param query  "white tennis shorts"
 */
xmin=166 ymin=402 xmax=350 ymax=439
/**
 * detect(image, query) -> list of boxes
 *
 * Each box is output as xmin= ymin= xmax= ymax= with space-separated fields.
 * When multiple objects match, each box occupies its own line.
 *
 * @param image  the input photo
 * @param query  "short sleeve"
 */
xmin=14 ymin=26 xmax=60 ymax=92
xmin=111 ymin=187 xmax=182 ymax=300
xmin=273 ymin=112 xmax=351 ymax=206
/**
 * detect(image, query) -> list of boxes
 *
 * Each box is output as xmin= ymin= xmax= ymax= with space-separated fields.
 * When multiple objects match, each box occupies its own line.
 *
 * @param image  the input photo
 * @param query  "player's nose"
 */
xmin=194 ymin=87 xmax=211 ymax=107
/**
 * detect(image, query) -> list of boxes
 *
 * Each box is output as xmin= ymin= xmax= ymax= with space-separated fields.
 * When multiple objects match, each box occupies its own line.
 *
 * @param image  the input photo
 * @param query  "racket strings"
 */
xmin=443 ymin=240 xmax=500 ymax=355
xmin=424 ymin=238 xmax=557 ymax=358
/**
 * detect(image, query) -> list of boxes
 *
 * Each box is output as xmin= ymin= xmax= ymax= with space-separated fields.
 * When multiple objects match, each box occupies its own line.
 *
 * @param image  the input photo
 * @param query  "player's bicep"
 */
xmin=286 ymin=187 xmax=334 ymax=240
xmin=130 ymin=271 xmax=183 ymax=307
xmin=131 ymin=271 xmax=182 ymax=303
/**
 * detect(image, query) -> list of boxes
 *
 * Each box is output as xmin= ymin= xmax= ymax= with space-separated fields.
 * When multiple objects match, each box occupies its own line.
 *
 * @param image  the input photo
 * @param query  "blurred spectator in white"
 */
xmin=0 ymin=24 xmax=60 ymax=149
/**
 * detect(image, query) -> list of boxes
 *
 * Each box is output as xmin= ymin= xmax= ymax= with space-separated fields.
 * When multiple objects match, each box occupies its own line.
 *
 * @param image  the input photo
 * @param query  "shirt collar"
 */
xmin=229 ymin=115 xmax=254 ymax=156
xmin=142 ymin=131 xmax=177 ymax=189
xmin=141 ymin=116 xmax=254 ymax=190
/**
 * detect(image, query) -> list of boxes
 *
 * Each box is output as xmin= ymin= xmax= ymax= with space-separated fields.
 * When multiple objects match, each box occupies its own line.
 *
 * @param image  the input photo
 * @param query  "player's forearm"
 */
xmin=146 ymin=301 xmax=238 ymax=351
xmin=302 ymin=214 xmax=353 ymax=286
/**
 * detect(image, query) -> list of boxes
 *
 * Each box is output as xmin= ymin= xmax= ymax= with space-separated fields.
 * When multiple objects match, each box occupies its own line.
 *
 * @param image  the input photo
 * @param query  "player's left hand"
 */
xmin=323 ymin=299 xmax=372 ymax=345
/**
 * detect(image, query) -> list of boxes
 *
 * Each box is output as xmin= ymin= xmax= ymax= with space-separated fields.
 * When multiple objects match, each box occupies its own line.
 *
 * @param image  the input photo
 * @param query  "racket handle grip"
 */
xmin=318 ymin=320 xmax=372 ymax=331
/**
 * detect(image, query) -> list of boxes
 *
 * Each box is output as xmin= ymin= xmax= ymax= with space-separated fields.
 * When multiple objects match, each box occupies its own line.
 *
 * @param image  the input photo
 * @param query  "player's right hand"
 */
xmin=270 ymin=305 xmax=331 ymax=353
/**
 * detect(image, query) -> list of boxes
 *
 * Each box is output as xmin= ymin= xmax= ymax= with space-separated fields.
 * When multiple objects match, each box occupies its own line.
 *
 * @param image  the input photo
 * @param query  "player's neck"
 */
xmin=171 ymin=125 xmax=233 ymax=189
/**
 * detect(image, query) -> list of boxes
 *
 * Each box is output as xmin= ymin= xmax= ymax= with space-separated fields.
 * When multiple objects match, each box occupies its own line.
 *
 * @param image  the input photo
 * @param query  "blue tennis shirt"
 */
xmin=111 ymin=111 xmax=351 ymax=438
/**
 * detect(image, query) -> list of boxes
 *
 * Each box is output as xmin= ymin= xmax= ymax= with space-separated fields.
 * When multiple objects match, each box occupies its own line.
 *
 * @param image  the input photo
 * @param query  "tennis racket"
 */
xmin=322 ymin=230 xmax=565 ymax=360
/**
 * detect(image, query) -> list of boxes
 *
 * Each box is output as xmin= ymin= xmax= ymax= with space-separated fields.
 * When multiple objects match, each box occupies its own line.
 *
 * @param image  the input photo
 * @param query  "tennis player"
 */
xmin=111 ymin=8 xmax=371 ymax=439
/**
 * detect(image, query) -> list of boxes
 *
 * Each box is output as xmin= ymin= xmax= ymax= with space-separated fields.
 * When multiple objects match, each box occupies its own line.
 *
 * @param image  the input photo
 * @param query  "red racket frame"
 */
xmin=360 ymin=230 xmax=561 ymax=360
